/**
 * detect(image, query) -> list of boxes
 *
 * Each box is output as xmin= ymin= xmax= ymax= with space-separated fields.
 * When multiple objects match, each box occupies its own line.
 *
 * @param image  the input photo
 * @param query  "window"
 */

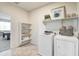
xmin=0 ymin=21 xmax=11 ymax=31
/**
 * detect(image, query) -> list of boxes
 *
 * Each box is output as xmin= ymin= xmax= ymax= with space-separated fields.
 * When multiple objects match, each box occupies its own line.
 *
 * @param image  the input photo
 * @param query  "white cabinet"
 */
xmin=54 ymin=35 xmax=78 ymax=56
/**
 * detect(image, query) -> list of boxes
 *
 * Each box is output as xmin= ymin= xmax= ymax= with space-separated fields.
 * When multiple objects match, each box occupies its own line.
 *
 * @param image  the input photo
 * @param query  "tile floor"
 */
xmin=0 ymin=39 xmax=10 ymax=52
xmin=0 ymin=43 xmax=40 ymax=56
xmin=0 ymin=50 xmax=11 ymax=56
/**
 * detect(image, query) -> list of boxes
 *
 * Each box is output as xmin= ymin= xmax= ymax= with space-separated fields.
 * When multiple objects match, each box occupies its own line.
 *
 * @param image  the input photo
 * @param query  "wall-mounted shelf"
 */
xmin=62 ymin=17 xmax=78 ymax=21
xmin=43 ymin=17 xmax=79 ymax=25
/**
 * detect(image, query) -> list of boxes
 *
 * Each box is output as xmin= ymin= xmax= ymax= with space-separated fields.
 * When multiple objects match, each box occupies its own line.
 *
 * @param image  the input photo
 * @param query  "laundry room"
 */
xmin=0 ymin=2 xmax=79 ymax=56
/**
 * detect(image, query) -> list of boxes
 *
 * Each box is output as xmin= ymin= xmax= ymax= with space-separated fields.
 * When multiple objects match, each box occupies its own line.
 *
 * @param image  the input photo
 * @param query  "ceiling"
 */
xmin=11 ymin=2 xmax=51 ymax=11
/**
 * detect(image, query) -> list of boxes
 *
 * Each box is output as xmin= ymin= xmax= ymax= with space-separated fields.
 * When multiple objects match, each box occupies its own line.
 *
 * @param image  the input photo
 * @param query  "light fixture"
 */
xmin=14 ymin=2 xmax=20 ymax=4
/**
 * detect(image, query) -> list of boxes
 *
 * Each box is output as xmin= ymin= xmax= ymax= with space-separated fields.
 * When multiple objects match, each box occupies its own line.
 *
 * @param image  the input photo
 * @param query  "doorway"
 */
xmin=0 ymin=12 xmax=11 ymax=52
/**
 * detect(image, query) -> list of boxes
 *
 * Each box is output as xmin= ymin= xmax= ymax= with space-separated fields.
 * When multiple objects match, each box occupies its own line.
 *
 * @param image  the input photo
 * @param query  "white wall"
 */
xmin=0 ymin=3 xmax=29 ymax=48
xmin=0 ymin=12 xmax=11 ymax=20
xmin=77 ymin=3 xmax=79 ymax=32
xmin=29 ymin=2 xmax=77 ymax=46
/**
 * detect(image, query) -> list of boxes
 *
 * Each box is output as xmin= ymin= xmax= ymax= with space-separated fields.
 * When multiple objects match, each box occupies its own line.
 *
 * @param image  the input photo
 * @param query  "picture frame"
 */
xmin=51 ymin=6 xmax=66 ymax=20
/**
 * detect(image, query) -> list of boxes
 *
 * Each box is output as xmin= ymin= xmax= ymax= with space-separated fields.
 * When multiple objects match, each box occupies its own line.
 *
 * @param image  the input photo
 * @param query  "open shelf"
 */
xmin=19 ymin=23 xmax=32 ymax=46
xmin=62 ymin=17 xmax=78 ymax=21
xmin=43 ymin=17 xmax=79 ymax=25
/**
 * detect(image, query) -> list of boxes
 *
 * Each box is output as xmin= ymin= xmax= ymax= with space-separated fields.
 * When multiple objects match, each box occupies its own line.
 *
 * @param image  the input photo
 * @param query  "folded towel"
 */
xmin=22 ymin=37 xmax=30 ymax=42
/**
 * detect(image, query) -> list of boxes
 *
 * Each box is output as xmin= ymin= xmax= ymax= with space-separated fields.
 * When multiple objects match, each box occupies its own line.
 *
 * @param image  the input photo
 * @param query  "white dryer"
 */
xmin=38 ymin=33 xmax=55 ymax=56
xmin=54 ymin=35 xmax=78 ymax=56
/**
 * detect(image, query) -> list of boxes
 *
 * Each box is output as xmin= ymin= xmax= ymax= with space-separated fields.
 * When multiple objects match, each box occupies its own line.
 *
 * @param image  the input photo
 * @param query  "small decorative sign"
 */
xmin=44 ymin=15 xmax=51 ymax=21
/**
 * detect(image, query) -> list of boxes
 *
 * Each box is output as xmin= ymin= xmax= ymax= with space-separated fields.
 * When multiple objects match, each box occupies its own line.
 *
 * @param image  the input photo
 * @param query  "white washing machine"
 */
xmin=38 ymin=33 xmax=55 ymax=56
